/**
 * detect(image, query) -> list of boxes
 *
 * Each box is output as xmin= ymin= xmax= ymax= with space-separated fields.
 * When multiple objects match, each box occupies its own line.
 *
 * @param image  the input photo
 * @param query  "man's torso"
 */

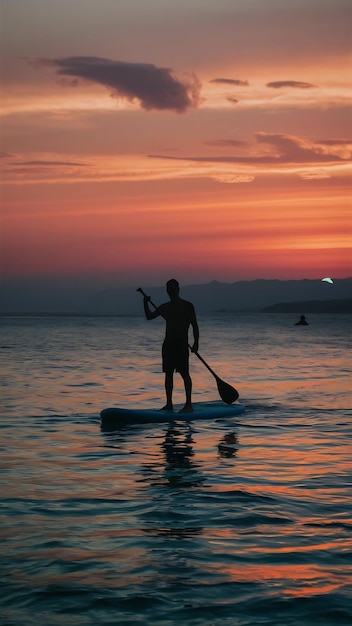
xmin=159 ymin=298 xmax=195 ymax=340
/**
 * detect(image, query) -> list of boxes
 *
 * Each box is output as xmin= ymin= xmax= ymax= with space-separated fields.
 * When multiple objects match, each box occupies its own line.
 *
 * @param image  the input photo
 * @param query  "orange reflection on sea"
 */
xmin=204 ymin=561 xmax=352 ymax=597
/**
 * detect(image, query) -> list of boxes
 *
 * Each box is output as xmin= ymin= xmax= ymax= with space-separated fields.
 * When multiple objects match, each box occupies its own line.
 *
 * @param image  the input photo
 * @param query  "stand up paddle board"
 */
xmin=100 ymin=401 xmax=245 ymax=428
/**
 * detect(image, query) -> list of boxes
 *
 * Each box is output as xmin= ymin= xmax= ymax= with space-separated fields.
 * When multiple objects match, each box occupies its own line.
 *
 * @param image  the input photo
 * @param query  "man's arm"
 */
xmin=143 ymin=295 xmax=161 ymax=320
xmin=190 ymin=307 xmax=199 ymax=352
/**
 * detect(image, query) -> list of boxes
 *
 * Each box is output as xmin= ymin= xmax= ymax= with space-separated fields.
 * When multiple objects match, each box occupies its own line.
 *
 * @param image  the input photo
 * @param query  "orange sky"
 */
xmin=1 ymin=0 xmax=351 ymax=289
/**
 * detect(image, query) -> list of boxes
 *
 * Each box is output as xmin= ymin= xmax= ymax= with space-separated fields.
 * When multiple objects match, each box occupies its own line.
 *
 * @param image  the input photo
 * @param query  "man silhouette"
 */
xmin=142 ymin=279 xmax=199 ymax=412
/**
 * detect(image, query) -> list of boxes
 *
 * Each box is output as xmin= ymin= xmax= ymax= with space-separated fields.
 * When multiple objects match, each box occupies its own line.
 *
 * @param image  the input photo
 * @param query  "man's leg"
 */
xmin=179 ymin=369 xmax=193 ymax=412
xmin=162 ymin=370 xmax=174 ymax=410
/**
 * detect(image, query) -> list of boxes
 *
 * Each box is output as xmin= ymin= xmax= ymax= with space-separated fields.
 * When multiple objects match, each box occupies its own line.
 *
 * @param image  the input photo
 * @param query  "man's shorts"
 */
xmin=162 ymin=338 xmax=189 ymax=373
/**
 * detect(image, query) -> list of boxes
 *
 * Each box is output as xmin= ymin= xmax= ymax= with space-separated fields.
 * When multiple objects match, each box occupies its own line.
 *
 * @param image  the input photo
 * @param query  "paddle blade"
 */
xmin=216 ymin=376 xmax=239 ymax=404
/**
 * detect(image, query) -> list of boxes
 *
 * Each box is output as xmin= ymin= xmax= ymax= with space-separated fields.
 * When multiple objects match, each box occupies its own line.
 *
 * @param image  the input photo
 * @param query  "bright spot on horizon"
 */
xmin=322 ymin=277 xmax=334 ymax=284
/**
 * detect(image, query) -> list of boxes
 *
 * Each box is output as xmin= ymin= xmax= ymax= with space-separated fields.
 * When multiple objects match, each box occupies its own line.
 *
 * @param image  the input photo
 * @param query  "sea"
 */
xmin=0 ymin=312 xmax=351 ymax=626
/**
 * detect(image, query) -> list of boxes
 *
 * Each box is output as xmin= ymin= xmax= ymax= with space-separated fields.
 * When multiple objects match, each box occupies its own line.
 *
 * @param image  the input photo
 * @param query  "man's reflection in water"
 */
xmin=161 ymin=422 xmax=202 ymax=489
xmin=217 ymin=431 xmax=238 ymax=458
xmin=101 ymin=422 xmax=239 ymax=547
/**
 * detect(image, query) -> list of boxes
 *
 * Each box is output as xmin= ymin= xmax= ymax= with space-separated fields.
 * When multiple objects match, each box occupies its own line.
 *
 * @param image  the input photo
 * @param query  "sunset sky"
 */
xmin=1 ymin=0 xmax=351 ymax=293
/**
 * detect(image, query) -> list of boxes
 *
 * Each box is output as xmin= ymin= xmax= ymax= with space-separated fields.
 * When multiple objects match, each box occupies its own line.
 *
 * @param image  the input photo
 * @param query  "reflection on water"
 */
xmin=160 ymin=422 xmax=204 ymax=489
xmin=218 ymin=431 xmax=238 ymax=458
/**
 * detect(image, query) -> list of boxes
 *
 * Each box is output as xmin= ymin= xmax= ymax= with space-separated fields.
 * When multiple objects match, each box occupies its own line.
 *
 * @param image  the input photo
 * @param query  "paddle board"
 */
xmin=100 ymin=401 xmax=245 ymax=428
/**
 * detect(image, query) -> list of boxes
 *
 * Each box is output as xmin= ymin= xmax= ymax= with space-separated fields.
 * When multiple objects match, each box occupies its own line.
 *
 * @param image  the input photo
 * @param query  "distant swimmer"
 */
xmin=295 ymin=315 xmax=309 ymax=326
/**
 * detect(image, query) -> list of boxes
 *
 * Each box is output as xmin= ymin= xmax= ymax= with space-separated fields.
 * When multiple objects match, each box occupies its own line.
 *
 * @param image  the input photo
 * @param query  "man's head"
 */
xmin=166 ymin=278 xmax=180 ymax=299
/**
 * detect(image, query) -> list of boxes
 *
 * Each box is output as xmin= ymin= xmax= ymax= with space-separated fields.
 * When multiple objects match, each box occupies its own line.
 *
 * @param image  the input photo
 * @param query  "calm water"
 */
xmin=0 ymin=313 xmax=351 ymax=626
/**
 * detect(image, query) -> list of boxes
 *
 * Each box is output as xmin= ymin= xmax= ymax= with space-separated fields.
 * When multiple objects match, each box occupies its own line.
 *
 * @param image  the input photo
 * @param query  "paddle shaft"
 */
xmin=137 ymin=287 xmax=239 ymax=403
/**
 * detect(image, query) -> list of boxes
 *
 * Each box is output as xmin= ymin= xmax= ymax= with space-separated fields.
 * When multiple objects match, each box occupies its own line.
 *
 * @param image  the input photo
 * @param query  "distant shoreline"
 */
xmin=261 ymin=298 xmax=352 ymax=314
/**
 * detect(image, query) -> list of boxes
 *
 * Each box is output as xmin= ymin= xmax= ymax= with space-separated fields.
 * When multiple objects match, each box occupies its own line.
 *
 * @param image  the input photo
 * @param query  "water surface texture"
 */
xmin=1 ymin=313 xmax=351 ymax=625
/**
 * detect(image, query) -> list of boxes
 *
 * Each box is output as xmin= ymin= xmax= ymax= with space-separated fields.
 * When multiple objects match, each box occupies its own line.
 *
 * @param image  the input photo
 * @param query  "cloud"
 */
xmin=1 ymin=153 xmax=91 ymax=183
xmin=299 ymin=171 xmax=331 ymax=180
xmin=35 ymin=56 xmax=201 ymax=113
xmin=206 ymin=139 xmax=247 ymax=147
xmin=210 ymin=78 xmax=249 ymax=86
xmin=0 ymin=152 xmax=16 ymax=159
xmin=255 ymin=133 xmax=351 ymax=162
xmin=318 ymin=139 xmax=351 ymax=145
xmin=313 ymin=138 xmax=352 ymax=159
xmin=211 ymin=174 xmax=255 ymax=184
xmin=266 ymin=81 xmax=317 ymax=89
xmin=149 ymin=132 xmax=351 ymax=165
xmin=11 ymin=160 xmax=88 ymax=167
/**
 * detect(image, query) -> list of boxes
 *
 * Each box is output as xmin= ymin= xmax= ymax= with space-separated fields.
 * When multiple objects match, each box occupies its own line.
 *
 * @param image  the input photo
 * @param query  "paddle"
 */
xmin=137 ymin=288 xmax=239 ymax=404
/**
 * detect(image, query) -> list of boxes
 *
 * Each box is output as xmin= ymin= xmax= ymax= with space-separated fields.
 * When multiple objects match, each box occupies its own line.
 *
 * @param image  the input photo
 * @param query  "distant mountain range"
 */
xmin=2 ymin=277 xmax=350 ymax=314
xmin=262 ymin=298 xmax=352 ymax=314
xmin=87 ymin=279 xmax=352 ymax=314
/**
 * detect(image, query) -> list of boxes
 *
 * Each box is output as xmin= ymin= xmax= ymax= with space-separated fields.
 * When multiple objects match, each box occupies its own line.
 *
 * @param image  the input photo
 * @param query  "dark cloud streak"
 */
xmin=206 ymin=140 xmax=247 ymax=147
xmin=266 ymin=80 xmax=317 ymax=89
xmin=210 ymin=78 xmax=249 ymax=86
xmin=0 ymin=152 xmax=16 ymax=159
xmin=36 ymin=56 xmax=201 ymax=113
xmin=318 ymin=139 xmax=351 ymax=145
xmin=12 ymin=160 xmax=88 ymax=167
